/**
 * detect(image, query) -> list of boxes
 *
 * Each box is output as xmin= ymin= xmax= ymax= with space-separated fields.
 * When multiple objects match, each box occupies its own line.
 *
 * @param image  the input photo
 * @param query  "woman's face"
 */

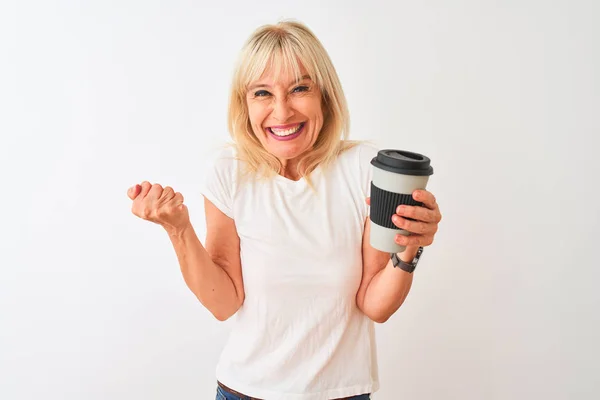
xmin=246 ymin=65 xmax=323 ymax=165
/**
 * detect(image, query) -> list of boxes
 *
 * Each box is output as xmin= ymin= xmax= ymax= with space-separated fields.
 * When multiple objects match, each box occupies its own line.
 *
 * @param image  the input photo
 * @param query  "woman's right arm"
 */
xmin=128 ymin=181 xmax=244 ymax=321
xmin=168 ymin=198 xmax=244 ymax=321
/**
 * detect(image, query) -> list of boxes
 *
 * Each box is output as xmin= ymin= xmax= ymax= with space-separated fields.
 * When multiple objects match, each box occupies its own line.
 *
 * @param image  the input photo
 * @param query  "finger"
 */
xmin=395 ymin=233 xmax=433 ymax=247
xmin=396 ymin=205 xmax=439 ymax=223
xmin=366 ymin=197 xmax=371 ymax=206
xmin=127 ymin=184 xmax=141 ymax=200
xmin=413 ymin=190 xmax=437 ymax=210
xmin=159 ymin=186 xmax=176 ymax=202
xmin=139 ymin=181 xmax=153 ymax=199
xmin=392 ymin=215 xmax=435 ymax=235
xmin=172 ymin=192 xmax=184 ymax=205
xmin=147 ymin=183 xmax=164 ymax=200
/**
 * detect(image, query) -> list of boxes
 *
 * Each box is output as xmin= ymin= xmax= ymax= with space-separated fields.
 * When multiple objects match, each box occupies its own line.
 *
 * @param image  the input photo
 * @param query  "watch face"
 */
xmin=412 ymin=247 xmax=424 ymax=266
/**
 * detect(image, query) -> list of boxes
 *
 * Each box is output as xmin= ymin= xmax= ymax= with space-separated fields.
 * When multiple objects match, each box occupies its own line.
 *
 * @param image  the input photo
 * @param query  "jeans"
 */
xmin=216 ymin=385 xmax=371 ymax=400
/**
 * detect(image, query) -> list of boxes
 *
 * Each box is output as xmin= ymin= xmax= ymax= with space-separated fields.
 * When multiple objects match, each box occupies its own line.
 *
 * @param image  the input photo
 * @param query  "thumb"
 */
xmin=127 ymin=184 xmax=141 ymax=200
xmin=365 ymin=197 xmax=371 ymax=206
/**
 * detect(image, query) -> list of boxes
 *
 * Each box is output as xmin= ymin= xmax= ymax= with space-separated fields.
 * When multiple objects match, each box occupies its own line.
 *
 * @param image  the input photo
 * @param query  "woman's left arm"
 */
xmin=356 ymin=190 xmax=442 ymax=323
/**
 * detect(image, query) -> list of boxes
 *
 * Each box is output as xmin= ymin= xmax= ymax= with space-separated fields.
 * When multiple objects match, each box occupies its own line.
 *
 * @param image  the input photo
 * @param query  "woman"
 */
xmin=127 ymin=21 xmax=442 ymax=400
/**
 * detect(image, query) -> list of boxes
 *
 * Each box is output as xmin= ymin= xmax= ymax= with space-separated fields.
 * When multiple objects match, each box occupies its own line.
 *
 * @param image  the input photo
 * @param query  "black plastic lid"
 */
xmin=370 ymin=149 xmax=434 ymax=176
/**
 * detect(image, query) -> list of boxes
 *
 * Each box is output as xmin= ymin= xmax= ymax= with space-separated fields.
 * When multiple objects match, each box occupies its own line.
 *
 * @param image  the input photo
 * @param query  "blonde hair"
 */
xmin=227 ymin=20 xmax=361 ymax=186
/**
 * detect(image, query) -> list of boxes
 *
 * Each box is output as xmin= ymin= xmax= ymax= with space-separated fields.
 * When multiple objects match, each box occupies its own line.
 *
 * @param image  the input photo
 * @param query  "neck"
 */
xmin=279 ymin=158 xmax=301 ymax=181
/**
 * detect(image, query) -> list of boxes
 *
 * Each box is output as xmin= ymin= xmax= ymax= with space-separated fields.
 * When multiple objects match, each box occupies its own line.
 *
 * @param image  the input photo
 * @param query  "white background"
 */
xmin=1 ymin=0 xmax=598 ymax=399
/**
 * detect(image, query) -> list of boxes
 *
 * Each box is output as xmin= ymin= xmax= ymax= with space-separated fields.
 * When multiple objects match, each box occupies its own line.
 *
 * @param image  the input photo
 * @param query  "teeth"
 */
xmin=270 ymin=123 xmax=302 ymax=136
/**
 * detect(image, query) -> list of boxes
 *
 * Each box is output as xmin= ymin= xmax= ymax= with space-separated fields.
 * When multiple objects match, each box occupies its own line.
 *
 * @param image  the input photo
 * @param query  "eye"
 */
xmin=254 ymin=90 xmax=270 ymax=97
xmin=292 ymin=85 xmax=309 ymax=93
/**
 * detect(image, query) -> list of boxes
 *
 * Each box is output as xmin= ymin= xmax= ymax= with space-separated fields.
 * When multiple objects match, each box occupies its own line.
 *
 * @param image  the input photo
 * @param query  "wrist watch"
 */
xmin=390 ymin=246 xmax=424 ymax=273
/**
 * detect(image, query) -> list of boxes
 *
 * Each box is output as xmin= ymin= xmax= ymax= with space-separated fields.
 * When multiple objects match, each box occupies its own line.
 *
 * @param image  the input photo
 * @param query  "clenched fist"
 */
xmin=127 ymin=181 xmax=190 ymax=235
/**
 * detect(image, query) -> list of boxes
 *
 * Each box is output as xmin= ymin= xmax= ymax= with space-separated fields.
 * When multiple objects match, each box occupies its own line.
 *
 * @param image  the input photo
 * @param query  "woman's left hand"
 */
xmin=392 ymin=189 xmax=442 ymax=252
xmin=367 ymin=189 xmax=442 ymax=253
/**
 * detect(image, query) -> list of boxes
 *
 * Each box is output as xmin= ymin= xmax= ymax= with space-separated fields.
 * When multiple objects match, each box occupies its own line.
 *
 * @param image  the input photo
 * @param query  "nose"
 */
xmin=271 ymin=97 xmax=294 ymax=122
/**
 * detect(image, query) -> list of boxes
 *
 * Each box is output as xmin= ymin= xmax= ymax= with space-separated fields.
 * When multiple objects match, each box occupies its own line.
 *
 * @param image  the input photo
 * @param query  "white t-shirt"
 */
xmin=201 ymin=142 xmax=380 ymax=400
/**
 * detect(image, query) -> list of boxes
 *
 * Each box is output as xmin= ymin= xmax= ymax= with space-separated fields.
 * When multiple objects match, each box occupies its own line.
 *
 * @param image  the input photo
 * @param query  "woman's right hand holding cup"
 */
xmin=127 ymin=181 xmax=190 ymax=236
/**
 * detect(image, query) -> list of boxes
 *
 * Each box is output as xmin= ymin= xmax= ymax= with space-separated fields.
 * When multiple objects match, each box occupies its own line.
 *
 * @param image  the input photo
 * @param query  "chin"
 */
xmin=270 ymin=146 xmax=305 ymax=160
xmin=266 ymin=136 xmax=312 ymax=158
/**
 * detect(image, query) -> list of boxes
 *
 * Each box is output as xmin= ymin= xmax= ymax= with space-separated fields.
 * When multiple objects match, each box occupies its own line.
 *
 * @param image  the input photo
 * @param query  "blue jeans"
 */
xmin=216 ymin=385 xmax=371 ymax=400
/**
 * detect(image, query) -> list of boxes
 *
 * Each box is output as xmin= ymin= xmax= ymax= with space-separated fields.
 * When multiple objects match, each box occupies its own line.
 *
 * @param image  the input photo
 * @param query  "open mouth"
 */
xmin=267 ymin=122 xmax=306 ymax=141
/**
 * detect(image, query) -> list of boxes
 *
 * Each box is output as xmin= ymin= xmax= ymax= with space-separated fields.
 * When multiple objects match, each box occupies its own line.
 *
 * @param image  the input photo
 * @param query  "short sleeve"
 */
xmin=357 ymin=142 xmax=379 ymax=197
xmin=357 ymin=142 xmax=380 ymax=217
xmin=200 ymin=146 xmax=237 ymax=219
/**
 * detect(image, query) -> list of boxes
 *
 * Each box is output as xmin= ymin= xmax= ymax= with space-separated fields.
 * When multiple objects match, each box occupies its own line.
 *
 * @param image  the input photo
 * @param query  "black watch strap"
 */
xmin=390 ymin=246 xmax=423 ymax=273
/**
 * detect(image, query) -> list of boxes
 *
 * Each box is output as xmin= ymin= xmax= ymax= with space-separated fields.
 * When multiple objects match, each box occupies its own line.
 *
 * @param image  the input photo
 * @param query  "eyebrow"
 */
xmin=248 ymin=75 xmax=312 ymax=91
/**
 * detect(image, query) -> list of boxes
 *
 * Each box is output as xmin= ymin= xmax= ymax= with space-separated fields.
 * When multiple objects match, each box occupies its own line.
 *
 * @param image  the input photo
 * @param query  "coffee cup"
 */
xmin=369 ymin=150 xmax=434 ymax=253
